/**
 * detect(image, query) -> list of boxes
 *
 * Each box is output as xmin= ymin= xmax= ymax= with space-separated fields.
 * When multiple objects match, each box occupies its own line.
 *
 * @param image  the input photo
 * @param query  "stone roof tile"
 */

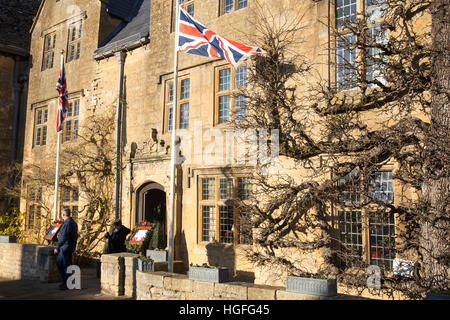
xmin=106 ymin=0 xmax=141 ymax=22
xmin=95 ymin=0 xmax=150 ymax=58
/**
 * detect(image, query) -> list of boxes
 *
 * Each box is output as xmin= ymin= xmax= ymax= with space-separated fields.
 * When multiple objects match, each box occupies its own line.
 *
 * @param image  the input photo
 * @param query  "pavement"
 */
xmin=0 ymin=267 xmax=132 ymax=300
xmin=0 ymin=267 xmax=371 ymax=300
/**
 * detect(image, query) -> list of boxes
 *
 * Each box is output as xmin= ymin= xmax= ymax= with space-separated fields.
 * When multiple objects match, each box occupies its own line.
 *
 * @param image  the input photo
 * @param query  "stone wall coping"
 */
xmin=119 ymin=253 xmax=140 ymax=259
xmin=246 ymin=283 xmax=285 ymax=291
xmin=0 ymin=242 xmax=56 ymax=254
xmin=163 ymin=272 xmax=187 ymax=280
xmin=102 ymin=253 xmax=128 ymax=257
xmin=101 ymin=254 xmax=124 ymax=263
xmin=147 ymin=271 xmax=175 ymax=277
xmin=0 ymin=242 xmax=55 ymax=249
xmin=137 ymin=271 xmax=285 ymax=291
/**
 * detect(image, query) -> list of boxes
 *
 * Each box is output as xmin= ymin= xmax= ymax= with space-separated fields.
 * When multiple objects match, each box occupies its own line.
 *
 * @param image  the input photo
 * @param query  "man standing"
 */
xmin=54 ymin=207 xmax=78 ymax=290
xmin=104 ymin=219 xmax=130 ymax=253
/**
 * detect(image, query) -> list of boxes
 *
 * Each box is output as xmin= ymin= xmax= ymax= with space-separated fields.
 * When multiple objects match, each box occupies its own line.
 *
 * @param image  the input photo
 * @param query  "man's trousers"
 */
xmin=56 ymin=249 xmax=73 ymax=285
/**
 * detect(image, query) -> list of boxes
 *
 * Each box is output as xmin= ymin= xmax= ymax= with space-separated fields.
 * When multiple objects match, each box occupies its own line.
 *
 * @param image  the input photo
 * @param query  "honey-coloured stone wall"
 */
xmin=0 ymin=243 xmax=60 ymax=282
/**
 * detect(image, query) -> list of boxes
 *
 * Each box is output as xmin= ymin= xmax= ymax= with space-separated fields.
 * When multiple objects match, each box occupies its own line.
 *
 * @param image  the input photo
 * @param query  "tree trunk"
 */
xmin=420 ymin=0 xmax=450 ymax=291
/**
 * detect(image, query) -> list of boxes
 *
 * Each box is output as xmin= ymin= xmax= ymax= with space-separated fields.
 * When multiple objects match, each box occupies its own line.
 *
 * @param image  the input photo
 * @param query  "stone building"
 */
xmin=0 ymin=0 xmax=41 ymax=213
xmin=19 ymin=0 xmax=427 ymax=288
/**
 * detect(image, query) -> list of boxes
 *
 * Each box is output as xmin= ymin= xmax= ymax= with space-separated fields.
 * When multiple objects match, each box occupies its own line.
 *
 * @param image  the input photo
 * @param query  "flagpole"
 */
xmin=168 ymin=1 xmax=180 ymax=273
xmin=53 ymin=131 xmax=61 ymax=222
xmin=53 ymin=50 xmax=64 ymax=222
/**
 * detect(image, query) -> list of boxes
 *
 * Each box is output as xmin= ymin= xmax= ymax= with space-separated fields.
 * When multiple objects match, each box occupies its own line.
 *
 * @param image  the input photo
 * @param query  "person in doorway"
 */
xmin=54 ymin=207 xmax=78 ymax=290
xmin=104 ymin=219 xmax=131 ymax=253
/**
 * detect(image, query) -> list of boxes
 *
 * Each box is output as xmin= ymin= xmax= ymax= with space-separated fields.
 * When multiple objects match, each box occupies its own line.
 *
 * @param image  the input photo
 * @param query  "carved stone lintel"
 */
xmin=133 ymin=140 xmax=158 ymax=159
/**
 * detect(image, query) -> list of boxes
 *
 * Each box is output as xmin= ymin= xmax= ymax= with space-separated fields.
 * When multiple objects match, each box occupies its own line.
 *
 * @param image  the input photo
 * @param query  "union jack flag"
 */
xmin=178 ymin=7 xmax=262 ymax=68
xmin=56 ymin=58 xmax=68 ymax=132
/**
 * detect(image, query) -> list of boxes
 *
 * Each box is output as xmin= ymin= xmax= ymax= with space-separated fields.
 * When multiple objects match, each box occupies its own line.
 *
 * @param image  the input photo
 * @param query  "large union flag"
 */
xmin=56 ymin=59 xmax=68 ymax=132
xmin=178 ymin=7 xmax=262 ymax=68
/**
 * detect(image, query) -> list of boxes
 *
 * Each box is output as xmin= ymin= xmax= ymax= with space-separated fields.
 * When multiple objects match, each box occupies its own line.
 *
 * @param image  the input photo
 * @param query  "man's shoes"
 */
xmin=58 ymin=283 xmax=68 ymax=290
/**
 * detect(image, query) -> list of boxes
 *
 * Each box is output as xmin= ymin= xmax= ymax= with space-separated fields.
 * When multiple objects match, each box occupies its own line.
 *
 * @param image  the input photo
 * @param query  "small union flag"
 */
xmin=56 ymin=59 xmax=68 ymax=132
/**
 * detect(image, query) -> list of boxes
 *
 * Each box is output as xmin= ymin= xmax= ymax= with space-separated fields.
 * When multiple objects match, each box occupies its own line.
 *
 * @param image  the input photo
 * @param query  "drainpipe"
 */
xmin=9 ymin=66 xmax=25 ymax=166
xmin=113 ymin=51 xmax=126 ymax=220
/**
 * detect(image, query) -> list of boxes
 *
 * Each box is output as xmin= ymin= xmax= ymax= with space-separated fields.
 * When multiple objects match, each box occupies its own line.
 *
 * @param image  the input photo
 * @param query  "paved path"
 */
xmin=0 ymin=267 xmax=131 ymax=300
xmin=0 ymin=267 xmax=371 ymax=300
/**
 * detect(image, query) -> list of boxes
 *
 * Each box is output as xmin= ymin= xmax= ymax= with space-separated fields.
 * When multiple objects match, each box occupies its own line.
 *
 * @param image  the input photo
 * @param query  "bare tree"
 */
xmin=58 ymin=110 xmax=116 ymax=260
xmin=234 ymin=0 xmax=448 ymax=299
xmin=18 ymin=108 xmax=118 ymax=261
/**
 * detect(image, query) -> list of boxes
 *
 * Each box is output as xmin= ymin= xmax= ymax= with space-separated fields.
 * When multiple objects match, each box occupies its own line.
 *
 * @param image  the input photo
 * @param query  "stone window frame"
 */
xmin=197 ymin=171 xmax=253 ymax=245
xmin=30 ymin=91 xmax=83 ymax=148
xmin=163 ymin=76 xmax=191 ymax=133
xmin=335 ymin=166 xmax=397 ymax=271
xmin=214 ymin=64 xmax=248 ymax=125
xmin=42 ymin=32 xmax=56 ymax=71
xmin=170 ymin=0 xmax=195 ymax=33
xmin=27 ymin=186 xmax=43 ymax=231
xmin=62 ymin=99 xmax=80 ymax=143
xmin=219 ymin=0 xmax=248 ymax=16
xmin=33 ymin=106 xmax=48 ymax=148
xmin=66 ymin=20 xmax=82 ymax=63
xmin=61 ymin=185 xmax=79 ymax=220
xmin=180 ymin=0 xmax=195 ymax=16
xmin=334 ymin=0 xmax=387 ymax=91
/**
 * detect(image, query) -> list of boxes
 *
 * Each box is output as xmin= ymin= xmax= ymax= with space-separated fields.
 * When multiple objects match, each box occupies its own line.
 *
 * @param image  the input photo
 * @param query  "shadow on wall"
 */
xmin=177 ymin=230 xmax=189 ymax=272
xmin=205 ymin=242 xmax=255 ymax=283
xmin=19 ymin=243 xmax=60 ymax=283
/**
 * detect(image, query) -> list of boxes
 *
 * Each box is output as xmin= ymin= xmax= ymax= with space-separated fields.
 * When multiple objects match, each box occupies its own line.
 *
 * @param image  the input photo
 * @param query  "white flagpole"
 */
xmin=168 ymin=1 xmax=181 ymax=273
xmin=53 ymin=131 xmax=61 ymax=222
xmin=53 ymin=50 xmax=64 ymax=222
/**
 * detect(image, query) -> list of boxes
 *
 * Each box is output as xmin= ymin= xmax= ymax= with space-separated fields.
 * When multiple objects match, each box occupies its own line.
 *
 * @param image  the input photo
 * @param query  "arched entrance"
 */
xmin=136 ymin=182 xmax=167 ymax=249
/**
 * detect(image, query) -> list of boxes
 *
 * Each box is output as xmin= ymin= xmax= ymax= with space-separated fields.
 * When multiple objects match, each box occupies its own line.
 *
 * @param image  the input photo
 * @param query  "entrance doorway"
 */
xmin=136 ymin=182 xmax=167 ymax=249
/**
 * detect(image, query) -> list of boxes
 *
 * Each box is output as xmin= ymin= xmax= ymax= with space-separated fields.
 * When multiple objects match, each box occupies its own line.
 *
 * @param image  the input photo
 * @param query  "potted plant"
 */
xmin=145 ymin=220 xmax=167 ymax=261
xmin=286 ymin=272 xmax=337 ymax=297
xmin=189 ymin=263 xmax=229 ymax=283
xmin=146 ymin=247 xmax=168 ymax=261
xmin=137 ymin=253 xmax=155 ymax=272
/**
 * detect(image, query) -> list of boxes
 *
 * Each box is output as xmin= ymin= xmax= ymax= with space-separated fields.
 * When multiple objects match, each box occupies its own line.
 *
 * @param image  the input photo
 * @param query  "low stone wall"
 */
xmin=136 ymin=271 xmax=345 ymax=300
xmin=123 ymin=253 xmax=138 ymax=297
xmin=100 ymin=253 xmax=365 ymax=300
xmin=101 ymin=253 xmax=126 ymax=296
xmin=0 ymin=243 xmax=60 ymax=283
xmin=100 ymin=253 xmax=186 ymax=298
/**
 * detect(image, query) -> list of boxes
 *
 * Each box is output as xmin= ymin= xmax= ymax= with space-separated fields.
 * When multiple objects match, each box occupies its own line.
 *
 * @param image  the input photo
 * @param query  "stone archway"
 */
xmin=136 ymin=182 xmax=167 ymax=249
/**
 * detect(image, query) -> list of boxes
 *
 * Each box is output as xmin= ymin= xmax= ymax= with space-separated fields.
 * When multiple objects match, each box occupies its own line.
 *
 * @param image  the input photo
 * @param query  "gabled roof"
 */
xmin=29 ymin=0 xmax=46 ymax=35
xmin=94 ymin=0 xmax=150 ymax=59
